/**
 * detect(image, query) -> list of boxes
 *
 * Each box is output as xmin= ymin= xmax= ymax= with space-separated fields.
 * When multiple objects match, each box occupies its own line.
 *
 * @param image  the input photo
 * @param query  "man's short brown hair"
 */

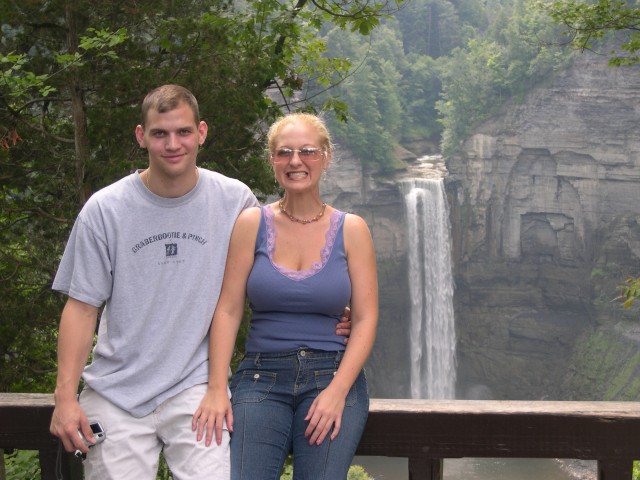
xmin=140 ymin=84 xmax=200 ymax=127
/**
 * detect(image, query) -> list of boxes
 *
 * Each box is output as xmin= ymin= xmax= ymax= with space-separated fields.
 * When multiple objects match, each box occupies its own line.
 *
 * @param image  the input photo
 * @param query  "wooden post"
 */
xmin=409 ymin=457 xmax=443 ymax=480
xmin=597 ymin=459 xmax=634 ymax=480
xmin=38 ymin=438 xmax=83 ymax=480
xmin=38 ymin=439 xmax=60 ymax=480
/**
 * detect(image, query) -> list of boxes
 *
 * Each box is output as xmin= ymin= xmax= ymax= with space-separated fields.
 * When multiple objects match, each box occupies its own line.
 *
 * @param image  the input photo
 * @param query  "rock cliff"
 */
xmin=324 ymin=49 xmax=640 ymax=400
xmin=447 ymin=49 xmax=640 ymax=399
xmin=322 ymin=149 xmax=413 ymax=397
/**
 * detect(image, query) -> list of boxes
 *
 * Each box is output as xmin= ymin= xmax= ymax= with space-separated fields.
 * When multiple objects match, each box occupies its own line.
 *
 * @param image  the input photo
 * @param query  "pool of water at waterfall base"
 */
xmin=353 ymin=456 xmax=596 ymax=480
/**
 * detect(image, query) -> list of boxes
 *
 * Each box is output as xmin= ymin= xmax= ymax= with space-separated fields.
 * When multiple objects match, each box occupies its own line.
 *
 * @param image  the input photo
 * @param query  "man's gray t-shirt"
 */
xmin=52 ymin=168 xmax=258 ymax=417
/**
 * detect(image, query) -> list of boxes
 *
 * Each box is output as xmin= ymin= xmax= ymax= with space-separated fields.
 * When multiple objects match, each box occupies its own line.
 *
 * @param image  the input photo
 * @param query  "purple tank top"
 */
xmin=245 ymin=207 xmax=351 ymax=353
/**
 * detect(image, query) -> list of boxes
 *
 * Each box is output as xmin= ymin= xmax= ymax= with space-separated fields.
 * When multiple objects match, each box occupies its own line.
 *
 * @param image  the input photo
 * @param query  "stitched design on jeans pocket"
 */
xmin=231 ymin=370 xmax=277 ymax=404
xmin=314 ymin=369 xmax=357 ymax=406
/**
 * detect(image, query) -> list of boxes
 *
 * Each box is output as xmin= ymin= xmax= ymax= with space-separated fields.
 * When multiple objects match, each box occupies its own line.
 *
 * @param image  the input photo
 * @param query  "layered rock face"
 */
xmin=447 ymin=50 xmax=640 ymax=399
xmin=322 ymin=149 xmax=413 ymax=397
xmin=324 ymin=49 xmax=640 ymax=400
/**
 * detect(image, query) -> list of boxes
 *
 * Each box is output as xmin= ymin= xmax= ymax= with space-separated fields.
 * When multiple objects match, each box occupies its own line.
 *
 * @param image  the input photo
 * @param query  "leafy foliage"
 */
xmin=437 ymin=0 xmax=570 ymax=155
xmin=539 ymin=0 xmax=640 ymax=66
xmin=319 ymin=24 xmax=405 ymax=172
xmin=280 ymin=460 xmax=374 ymax=479
xmin=615 ymin=276 xmax=640 ymax=309
xmin=3 ymin=450 xmax=40 ymax=480
xmin=311 ymin=0 xmax=571 ymax=164
xmin=0 ymin=0 xmax=403 ymax=394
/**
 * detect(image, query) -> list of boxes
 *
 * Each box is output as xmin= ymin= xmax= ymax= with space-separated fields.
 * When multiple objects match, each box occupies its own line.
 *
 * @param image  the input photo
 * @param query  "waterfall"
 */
xmin=402 ymin=177 xmax=456 ymax=399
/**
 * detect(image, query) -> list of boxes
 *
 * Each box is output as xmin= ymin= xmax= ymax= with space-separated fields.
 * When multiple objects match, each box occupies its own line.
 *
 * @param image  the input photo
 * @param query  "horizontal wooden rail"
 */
xmin=0 ymin=393 xmax=81 ymax=479
xmin=356 ymin=399 xmax=640 ymax=480
xmin=1 ymin=394 xmax=640 ymax=479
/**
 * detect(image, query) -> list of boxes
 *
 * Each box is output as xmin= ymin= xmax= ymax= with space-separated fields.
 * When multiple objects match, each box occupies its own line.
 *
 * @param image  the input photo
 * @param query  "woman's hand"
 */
xmin=304 ymin=385 xmax=347 ymax=445
xmin=192 ymin=388 xmax=233 ymax=447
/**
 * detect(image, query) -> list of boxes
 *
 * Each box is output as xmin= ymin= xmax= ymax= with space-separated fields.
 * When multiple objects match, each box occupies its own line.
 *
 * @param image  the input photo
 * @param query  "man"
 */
xmin=49 ymin=84 xmax=350 ymax=479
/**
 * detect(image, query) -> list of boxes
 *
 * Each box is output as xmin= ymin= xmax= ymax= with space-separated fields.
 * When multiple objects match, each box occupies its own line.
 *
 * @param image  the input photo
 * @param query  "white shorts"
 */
xmin=79 ymin=384 xmax=230 ymax=480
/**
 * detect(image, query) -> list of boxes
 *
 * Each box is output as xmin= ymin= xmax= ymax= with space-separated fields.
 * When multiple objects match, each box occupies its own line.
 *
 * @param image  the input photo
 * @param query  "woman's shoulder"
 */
xmin=342 ymin=211 xmax=373 ymax=248
xmin=236 ymin=205 xmax=262 ymax=225
xmin=343 ymin=212 xmax=369 ymax=231
xmin=230 ymin=207 xmax=262 ymax=247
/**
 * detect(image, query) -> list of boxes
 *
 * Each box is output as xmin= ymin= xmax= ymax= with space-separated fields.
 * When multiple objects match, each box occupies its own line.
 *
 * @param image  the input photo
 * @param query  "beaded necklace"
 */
xmin=278 ymin=197 xmax=327 ymax=225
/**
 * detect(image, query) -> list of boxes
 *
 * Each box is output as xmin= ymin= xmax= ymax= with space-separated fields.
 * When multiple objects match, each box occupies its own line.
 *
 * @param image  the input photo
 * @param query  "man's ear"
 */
xmin=197 ymin=121 xmax=208 ymax=145
xmin=135 ymin=125 xmax=146 ymax=148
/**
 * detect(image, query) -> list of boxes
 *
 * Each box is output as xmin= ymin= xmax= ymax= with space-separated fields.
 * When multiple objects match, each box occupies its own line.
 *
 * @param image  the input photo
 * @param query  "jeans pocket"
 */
xmin=230 ymin=370 xmax=277 ymax=404
xmin=314 ymin=369 xmax=358 ymax=407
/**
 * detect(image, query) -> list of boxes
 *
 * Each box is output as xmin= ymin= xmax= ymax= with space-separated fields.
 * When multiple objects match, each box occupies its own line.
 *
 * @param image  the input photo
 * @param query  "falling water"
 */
xmin=356 ymin=160 xmax=577 ymax=480
xmin=401 ymin=177 xmax=456 ymax=399
xmin=357 ymin=162 xmax=580 ymax=480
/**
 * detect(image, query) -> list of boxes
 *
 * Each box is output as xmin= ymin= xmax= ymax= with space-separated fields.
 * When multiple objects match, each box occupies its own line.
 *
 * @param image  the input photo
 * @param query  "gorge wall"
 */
xmin=323 ymin=49 xmax=640 ymax=400
xmin=447 ymin=49 xmax=640 ymax=400
xmin=321 ymin=151 xmax=412 ymax=397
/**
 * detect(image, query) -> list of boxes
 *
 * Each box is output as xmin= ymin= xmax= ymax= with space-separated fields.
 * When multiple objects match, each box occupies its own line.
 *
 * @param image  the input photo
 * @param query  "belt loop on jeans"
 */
xmin=334 ymin=350 xmax=343 ymax=369
xmin=254 ymin=353 xmax=261 ymax=367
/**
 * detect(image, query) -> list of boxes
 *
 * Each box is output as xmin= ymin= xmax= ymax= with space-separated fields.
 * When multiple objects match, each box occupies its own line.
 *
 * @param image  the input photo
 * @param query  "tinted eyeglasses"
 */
xmin=272 ymin=147 xmax=323 ymax=162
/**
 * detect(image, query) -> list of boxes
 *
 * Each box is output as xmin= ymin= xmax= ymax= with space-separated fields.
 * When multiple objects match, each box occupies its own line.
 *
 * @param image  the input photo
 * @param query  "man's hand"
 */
xmin=50 ymin=397 xmax=94 ymax=454
xmin=336 ymin=306 xmax=351 ymax=344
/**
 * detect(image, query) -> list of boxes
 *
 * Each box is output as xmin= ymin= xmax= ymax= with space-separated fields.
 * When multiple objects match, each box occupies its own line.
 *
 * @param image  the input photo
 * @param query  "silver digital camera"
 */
xmin=74 ymin=421 xmax=106 ymax=459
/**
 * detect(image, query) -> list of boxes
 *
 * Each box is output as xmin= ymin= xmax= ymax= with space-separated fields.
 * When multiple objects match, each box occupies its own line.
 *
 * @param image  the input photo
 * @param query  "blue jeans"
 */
xmin=229 ymin=349 xmax=369 ymax=480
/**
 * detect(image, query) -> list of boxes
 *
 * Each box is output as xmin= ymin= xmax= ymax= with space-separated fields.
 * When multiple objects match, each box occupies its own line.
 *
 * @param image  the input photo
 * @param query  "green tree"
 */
xmin=437 ymin=38 xmax=508 ymax=155
xmin=539 ymin=0 xmax=640 ymax=66
xmin=396 ymin=0 xmax=480 ymax=58
xmin=0 ymin=0 xmax=403 ymax=393
xmin=320 ymin=22 xmax=407 ymax=172
xmin=312 ymin=0 xmax=570 ymax=162
xmin=615 ymin=276 xmax=640 ymax=309
xmin=401 ymin=53 xmax=443 ymax=142
xmin=436 ymin=0 xmax=569 ymax=156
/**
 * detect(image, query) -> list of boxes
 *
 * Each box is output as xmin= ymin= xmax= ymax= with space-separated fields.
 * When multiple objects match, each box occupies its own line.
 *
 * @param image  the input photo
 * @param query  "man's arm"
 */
xmin=49 ymin=297 xmax=98 ymax=454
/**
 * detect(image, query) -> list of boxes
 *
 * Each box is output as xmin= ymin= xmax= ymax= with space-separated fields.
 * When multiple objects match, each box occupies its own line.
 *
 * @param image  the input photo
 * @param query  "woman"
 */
xmin=193 ymin=113 xmax=378 ymax=479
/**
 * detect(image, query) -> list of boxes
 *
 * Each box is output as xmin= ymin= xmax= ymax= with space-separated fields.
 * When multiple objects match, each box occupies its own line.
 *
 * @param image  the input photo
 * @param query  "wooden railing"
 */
xmin=1 ymin=394 xmax=640 ymax=479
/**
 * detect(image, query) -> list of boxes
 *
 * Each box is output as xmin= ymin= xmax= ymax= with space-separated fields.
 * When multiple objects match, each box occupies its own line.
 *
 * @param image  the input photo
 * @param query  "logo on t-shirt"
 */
xmin=131 ymin=231 xmax=207 ymax=254
xmin=165 ymin=243 xmax=178 ymax=257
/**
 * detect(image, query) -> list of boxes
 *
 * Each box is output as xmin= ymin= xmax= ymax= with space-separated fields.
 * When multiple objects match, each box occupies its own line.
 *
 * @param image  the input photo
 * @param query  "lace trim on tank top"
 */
xmin=264 ymin=206 xmax=341 ymax=281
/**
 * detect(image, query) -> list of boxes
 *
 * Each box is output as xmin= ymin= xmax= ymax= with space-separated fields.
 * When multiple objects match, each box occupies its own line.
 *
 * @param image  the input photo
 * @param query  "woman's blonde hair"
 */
xmin=267 ymin=113 xmax=333 ymax=156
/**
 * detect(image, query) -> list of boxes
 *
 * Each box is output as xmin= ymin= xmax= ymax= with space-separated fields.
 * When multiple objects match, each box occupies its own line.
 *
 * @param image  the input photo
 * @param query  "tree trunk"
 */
xmin=65 ymin=2 xmax=91 ymax=205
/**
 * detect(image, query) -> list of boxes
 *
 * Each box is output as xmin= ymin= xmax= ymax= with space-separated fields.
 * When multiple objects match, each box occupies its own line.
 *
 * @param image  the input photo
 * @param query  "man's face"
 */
xmin=135 ymin=101 xmax=208 ymax=181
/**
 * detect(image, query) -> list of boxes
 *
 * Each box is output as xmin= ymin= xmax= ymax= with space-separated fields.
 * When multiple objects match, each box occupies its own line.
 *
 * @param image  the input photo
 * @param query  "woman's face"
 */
xmin=270 ymin=120 xmax=330 ymax=193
